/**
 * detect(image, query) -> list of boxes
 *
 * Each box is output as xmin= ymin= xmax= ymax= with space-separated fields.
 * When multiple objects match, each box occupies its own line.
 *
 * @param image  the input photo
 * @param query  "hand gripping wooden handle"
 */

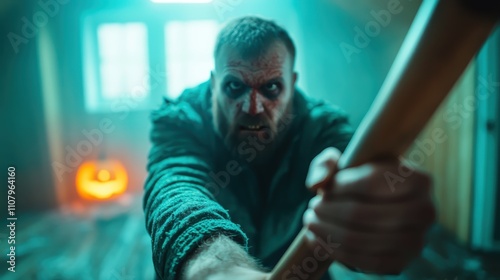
xmin=270 ymin=1 xmax=499 ymax=279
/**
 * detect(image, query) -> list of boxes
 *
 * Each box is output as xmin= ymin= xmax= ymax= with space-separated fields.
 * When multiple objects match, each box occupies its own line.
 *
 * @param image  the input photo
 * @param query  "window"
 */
xmin=82 ymin=9 xmax=219 ymax=113
xmin=82 ymin=20 xmax=152 ymax=113
xmin=164 ymin=20 xmax=219 ymax=98
xmin=97 ymin=23 xmax=149 ymax=101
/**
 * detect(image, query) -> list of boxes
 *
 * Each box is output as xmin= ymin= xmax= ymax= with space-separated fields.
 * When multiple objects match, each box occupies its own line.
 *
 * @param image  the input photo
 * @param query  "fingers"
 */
xmin=303 ymin=209 xmax=426 ymax=255
xmin=303 ymin=209 xmax=426 ymax=274
xmin=308 ymin=194 xmax=436 ymax=232
xmin=306 ymin=147 xmax=433 ymax=202
xmin=330 ymin=161 xmax=433 ymax=202
xmin=305 ymin=147 xmax=341 ymax=192
xmin=303 ymin=152 xmax=435 ymax=275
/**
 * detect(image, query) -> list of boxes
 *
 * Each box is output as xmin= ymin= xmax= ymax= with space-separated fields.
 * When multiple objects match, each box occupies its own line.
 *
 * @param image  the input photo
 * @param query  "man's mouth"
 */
xmin=239 ymin=125 xmax=266 ymax=131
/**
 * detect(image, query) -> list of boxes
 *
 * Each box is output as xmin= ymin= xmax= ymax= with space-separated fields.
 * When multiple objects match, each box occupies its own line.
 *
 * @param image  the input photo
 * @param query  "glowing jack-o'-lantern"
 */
xmin=76 ymin=160 xmax=128 ymax=200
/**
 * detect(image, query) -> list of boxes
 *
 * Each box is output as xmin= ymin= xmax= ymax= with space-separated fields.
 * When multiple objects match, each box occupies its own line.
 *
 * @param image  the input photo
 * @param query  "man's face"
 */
xmin=211 ymin=41 xmax=297 ymax=157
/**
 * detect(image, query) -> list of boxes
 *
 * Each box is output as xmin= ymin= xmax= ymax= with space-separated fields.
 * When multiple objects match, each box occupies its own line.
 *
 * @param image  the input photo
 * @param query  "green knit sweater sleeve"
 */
xmin=143 ymin=98 xmax=248 ymax=280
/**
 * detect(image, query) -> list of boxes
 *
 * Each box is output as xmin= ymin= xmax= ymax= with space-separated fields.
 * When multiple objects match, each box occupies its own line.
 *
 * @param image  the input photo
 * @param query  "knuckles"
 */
xmin=303 ymin=160 xmax=435 ymax=257
xmin=302 ymin=209 xmax=318 ymax=231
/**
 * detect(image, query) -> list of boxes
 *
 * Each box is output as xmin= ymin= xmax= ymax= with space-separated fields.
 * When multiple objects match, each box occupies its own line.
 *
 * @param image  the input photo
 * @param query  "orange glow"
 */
xmin=76 ymin=160 xmax=128 ymax=200
xmin=97 ymin=169 xmax=111 ymax=182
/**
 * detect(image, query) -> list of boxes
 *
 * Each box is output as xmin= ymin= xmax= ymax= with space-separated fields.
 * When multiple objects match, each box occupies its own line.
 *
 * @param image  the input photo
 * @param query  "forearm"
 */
xmin=181 ymin=235 xmax=268 ymax=280
xmin=143 ymin=167 xmax=249 ymax=280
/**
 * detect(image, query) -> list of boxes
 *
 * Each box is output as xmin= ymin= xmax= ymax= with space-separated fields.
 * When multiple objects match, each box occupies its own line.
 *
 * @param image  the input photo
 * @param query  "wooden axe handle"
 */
xmin=270 ymin=0 xmax=498 ymax=279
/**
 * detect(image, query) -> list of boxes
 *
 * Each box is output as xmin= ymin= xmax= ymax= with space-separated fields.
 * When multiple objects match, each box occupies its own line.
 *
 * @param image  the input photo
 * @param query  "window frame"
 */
xmin=80 ymin=5 xmax=218 ymax=113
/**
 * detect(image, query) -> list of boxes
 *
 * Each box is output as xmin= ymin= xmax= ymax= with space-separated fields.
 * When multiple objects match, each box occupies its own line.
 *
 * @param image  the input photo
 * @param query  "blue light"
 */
xmin=150 ymin=0 xmax=213 ymax=3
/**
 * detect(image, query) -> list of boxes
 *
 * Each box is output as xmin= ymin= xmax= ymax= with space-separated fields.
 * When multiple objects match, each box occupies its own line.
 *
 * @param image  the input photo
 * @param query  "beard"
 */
xmin=212 ymin=95 xmax=292 ymax=164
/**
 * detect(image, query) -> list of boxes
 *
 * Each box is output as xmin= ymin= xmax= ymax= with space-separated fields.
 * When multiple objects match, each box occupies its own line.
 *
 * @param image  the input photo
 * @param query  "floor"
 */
xmin=0 ymin=194 xmax=156 ymax=280
xmin=1 ymin=195 xmax=499 ymax=280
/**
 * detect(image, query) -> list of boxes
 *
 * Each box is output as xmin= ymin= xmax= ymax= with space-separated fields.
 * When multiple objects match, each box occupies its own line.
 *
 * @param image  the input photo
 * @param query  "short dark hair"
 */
xmin=214 ymin=16 xmax=296 ymax=64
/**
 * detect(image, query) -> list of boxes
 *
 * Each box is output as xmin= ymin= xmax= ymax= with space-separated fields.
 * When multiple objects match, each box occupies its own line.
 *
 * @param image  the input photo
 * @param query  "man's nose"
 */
xmin=242 ymin=89 xmax=264 ymax=116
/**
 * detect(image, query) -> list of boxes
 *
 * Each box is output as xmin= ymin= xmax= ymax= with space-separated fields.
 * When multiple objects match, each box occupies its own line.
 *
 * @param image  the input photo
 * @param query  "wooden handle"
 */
xmin=270 ymin=1 xmax=498 ymax=279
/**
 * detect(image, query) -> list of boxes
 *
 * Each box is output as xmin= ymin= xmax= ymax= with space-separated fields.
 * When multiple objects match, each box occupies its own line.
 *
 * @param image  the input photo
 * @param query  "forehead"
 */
xmin=215 ymin=42 xmax=292 ymax=74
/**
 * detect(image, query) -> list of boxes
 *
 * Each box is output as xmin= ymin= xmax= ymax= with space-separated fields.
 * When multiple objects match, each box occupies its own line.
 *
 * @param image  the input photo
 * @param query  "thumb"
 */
xmin=305 ymin=147 xmax=341 ymax=193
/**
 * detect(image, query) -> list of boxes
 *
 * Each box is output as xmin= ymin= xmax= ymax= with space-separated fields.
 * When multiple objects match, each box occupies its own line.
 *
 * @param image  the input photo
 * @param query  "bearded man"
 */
xmin=143 ymin=16 xmax=435 ymax=280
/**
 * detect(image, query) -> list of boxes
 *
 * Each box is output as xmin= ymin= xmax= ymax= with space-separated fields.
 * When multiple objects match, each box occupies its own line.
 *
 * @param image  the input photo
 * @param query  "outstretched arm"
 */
xmin=143 ymin=100 xmax=252 ymax=280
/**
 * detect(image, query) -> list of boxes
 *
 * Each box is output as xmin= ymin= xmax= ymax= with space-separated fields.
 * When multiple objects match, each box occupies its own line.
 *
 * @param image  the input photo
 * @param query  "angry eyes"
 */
xmin=227 ymin=81 xmax=244 ymax=92
xmin=225 ymin=80 xmax=282 ymax=99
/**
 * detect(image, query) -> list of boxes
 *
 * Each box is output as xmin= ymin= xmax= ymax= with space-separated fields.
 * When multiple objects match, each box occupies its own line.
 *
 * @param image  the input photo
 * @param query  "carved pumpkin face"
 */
xmin=76 ymin=160 xmax=128 ymax=200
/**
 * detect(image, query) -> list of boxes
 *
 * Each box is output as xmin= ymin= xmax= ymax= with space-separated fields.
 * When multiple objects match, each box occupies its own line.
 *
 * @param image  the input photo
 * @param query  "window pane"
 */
xmin=165 ymin=20 xmax=218 ymax=98
xmin=97 ymin=23 xmax=149 ymax=100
